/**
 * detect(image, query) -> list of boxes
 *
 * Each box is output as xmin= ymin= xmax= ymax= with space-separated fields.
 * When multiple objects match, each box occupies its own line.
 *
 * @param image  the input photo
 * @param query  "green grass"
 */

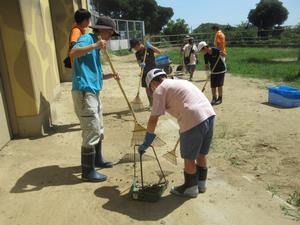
xmin=111 ymin=49 xmax=131 ymax=56
xmin=163 ymin=47 xmax=300 ymax=87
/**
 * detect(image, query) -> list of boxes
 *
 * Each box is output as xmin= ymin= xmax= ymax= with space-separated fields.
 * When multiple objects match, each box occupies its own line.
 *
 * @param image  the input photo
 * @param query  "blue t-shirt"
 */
xmin=72 ymin=34 xmax=103 ymax=94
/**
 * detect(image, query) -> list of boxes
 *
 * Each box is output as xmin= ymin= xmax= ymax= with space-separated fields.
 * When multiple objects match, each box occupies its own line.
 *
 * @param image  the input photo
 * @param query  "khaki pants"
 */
xmin=72 ymin=91 xmax=104 ymax=150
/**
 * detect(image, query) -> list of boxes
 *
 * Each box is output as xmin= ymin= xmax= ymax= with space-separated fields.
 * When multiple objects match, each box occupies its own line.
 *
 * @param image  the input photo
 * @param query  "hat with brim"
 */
xmin=90 ymin=16 xmax=120 ymax=36
xmin=184 ymin=35 xmax=193 ymax=41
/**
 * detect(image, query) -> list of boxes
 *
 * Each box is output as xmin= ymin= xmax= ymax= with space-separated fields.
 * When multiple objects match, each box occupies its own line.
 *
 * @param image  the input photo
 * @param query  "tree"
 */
xmin=90 ymin=0 xmax=173 ymax=34
xmin=248 ymin=0 xmax=288 ymax=36
xmin=192 ymin=23 xmax=231 ymax=34
xmin=163 ymin=19 xmax=189 ymax=35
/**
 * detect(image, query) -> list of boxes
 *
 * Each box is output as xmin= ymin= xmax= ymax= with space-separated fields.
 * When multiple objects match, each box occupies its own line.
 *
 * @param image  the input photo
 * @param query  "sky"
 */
xmin=156 ymin=0 xmax=300 ymax=29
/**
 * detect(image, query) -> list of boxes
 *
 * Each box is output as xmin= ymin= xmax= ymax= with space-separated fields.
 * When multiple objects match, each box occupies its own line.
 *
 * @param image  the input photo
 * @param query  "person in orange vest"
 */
xmin=212 ymin=25 xmax=227 ymax=61
xmin=64 ymin=9 xmax=91 ymax=68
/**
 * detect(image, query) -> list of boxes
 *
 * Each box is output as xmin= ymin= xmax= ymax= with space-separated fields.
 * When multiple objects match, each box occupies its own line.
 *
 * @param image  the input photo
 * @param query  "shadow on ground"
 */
xmin=115 ymin=153 xmax=155 ymax=165
xmin=94 ymin=185 xmax=188 ymax=221
xmin=261 ymin=102 xmax=298 ymax=109
xmin=10 ymin=165 xmax=82 ymax=193
xmin=193 ymin=79 xmax=207 ymax=83
xmin=29 ymin=123 xmax=81 ymax=140
xmin=103 ymin=108 xmax=149 ymax=121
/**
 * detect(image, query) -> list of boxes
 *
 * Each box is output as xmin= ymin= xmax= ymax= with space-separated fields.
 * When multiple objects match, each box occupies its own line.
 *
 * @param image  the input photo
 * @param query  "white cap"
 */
xmin=198 ymin=41 xmax=207 ymax=51
xmin=146 ymin=69 xmax=167 ymax=88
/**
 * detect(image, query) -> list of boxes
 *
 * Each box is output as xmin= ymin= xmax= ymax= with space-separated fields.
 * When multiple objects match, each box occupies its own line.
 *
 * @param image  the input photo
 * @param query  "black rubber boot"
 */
xmin=215 ymin=96 xmax=222 ymax=105
xmin=95 ymin=141 xmax=113 ymax=168
xmin=211 ymin=97 xmax=218 ymax=105
xmin=170 ymin=171 xmax=198 ymax=198
xmin=196 ymin=165 xmax=208 ymax=193
xmin=81 ymin=148 xmax=107 ymax=182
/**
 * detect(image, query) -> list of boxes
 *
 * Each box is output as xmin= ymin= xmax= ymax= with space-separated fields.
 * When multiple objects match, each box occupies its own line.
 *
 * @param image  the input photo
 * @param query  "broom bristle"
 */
xmin=131 ymin=95 xmax=144 ymax=111
xmin=130 ymin=123 xmax=166 ymax=147
xmin=163 ymin=151 xmax=177 ymax=165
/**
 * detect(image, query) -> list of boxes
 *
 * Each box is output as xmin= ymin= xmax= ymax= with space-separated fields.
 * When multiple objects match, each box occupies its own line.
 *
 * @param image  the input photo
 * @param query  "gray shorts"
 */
xmin=180 ymin=116 xmax=215 ymax=160
xmin=187 ymin=64 xmax=196 ymax=74
xmin=72 ymin=91 xmax=104 ymax=148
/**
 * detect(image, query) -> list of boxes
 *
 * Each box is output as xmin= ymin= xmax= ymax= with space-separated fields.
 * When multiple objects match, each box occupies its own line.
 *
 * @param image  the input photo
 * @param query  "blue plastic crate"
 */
xmin=268 ymin=86 xmax=300 ymax=107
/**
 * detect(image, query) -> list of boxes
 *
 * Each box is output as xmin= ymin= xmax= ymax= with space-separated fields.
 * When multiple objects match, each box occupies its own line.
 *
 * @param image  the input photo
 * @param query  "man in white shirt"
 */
xmin=182 ymin=37 xmax=198 ymax=81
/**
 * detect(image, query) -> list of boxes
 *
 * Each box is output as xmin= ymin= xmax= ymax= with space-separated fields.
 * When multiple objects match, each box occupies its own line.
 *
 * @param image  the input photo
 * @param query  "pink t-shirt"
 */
xmin=151 ymin=79 xmax=216 ymax=133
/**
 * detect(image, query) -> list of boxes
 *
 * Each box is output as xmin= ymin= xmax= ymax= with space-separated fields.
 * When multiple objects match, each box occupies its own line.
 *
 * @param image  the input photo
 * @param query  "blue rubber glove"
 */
xmin=138 ymin=132 xmax=156 ymax=155
xmin=139 ymin=62 xmax=146 ymax=69
xmin=145 ymin=41 xmax=154 ymax=49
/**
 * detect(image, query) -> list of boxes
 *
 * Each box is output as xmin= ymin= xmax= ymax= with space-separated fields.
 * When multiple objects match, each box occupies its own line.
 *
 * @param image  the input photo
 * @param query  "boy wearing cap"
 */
xmin=64 ymin=8 xmax=91 ymax=68
xmin=69 ymin=16 xmax=120 ymax=182
xmin=138 ymin=68 xmax=216 ymax=198
xmin=198 ymin=41 xmax=227 ymax=105
xmin=182 ymin=37 xmax=198 ymax=81
xmin=129 ymin=39 xmax=161 ymax=108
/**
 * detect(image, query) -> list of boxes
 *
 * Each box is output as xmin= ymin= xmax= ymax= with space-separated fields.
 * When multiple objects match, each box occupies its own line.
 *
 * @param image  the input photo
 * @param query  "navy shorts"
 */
xmin=180 ymin=116 xmax=215 ymax=160
xmin=211 ymin=73 xmax=225 ymax=88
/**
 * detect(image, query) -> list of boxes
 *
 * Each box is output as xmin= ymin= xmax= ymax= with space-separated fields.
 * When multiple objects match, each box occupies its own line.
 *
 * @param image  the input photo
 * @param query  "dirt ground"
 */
xmin=0 ymin=53 xmax=299 ymax=225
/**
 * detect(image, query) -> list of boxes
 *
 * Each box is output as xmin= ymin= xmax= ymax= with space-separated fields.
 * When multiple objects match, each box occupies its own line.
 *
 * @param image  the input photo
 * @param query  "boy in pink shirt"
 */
xmin=138 ymin=69 xmax=216 ymax=198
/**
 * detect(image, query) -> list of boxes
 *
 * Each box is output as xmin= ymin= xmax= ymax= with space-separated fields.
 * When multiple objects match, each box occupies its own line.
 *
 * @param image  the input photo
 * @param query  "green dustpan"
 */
xmin=130 ymin=145 xmax=168 ymax=202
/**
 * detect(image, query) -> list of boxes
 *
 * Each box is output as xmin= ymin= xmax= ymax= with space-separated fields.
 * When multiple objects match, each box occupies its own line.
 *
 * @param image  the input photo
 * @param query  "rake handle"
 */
xmin=140 ymin=153 xmax=144 ymax=188
xmin=151 ymin=146 xmax=167 ymax=183
xmin=173 ymin=137 xmax=180 ymax=152
xmin=137 ymin=47 xmax=148 ymax=95
xmin=167 ymin=137 xmax=180 ymax=157
xmin=99 ymin=37 xmax=138 ymax=122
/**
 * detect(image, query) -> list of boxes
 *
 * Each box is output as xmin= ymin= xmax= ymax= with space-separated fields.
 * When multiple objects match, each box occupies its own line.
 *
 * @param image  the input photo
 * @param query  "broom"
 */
xmin=162 ymin=137 xmax=180 ymax=165
xmin=131 ymin=47 xmax=148 ymax=111
xmin=99 ymin=37 xmax=165 ymax=147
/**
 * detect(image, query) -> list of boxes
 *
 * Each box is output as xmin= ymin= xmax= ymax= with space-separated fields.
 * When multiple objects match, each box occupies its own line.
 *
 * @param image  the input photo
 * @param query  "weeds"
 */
xmin=278 ymin=191 xmax=300 ymax=221
xmin=280 ymin=205 xmax=300 ymax=221
xmin=112 ymin=49 xmax=131 ymax=56
xmin=224 ymin=152 xmax=242 ymax=167
xmin=229 ymin=156 xmax=242 ymax=167
xmin=216 ymin=123 xmax=228 ymax=139
xmin=266 ymin=184 xmax=279 ymax=197
xmin=287 ymin=191 xmax=300 ymax=207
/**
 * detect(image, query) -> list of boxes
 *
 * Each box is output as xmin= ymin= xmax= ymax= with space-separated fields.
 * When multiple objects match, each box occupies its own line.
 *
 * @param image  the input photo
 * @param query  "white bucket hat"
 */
xmin=146 ymin=69 xmax=167 ymax=88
